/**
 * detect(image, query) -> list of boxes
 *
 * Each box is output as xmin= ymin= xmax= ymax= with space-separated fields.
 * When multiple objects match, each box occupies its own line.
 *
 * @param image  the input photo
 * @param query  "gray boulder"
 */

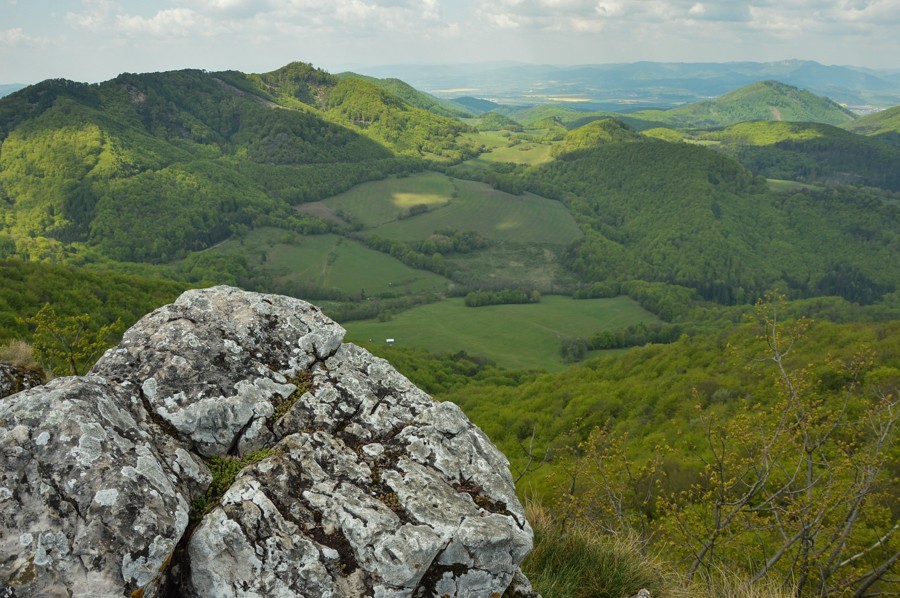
xmin=0 ymin=364 xmax=42 ymax=400
xmin=1 ymin=286 xmax=535 ymax=597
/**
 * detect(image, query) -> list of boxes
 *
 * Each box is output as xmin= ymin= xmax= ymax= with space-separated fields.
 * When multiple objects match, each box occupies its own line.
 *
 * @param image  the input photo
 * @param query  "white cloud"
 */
xmin=0 ymin=27 xmax=27 ymax=45
xmin=0 ymin=26 xmax=45 ymax=46
xmin=116 ymin=8 xmax=213 ymax=37
xmin=63 ymin=0 xmax=453 ymax=38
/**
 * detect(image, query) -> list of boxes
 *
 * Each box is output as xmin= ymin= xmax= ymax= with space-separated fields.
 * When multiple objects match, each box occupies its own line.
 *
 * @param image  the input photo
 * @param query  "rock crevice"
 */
xmin=0 ymin=286 xmax=537 ymax=597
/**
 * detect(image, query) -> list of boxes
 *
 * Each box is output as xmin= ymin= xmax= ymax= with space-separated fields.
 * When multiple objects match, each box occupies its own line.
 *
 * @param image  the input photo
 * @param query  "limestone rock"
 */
xmin=0 ymin=363 xmax=42 ymax=400
xmin=1 ymin=286 xmax=534 ymax=597
xmin=0 ymin=376 xmax=210 ymax=597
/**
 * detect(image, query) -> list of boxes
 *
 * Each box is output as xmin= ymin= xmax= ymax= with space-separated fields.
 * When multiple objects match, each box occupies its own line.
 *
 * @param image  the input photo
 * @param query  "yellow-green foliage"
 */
xmin=0 ymin=258 xmax=189 ymax=345
xmin=640 ymin=127 xmax=685 ymax=142
xmin=845 ymin=104 xmax=900 ymax=137
xmin=430 ymin=302 xmax=898 ymax=594
xmin=552 ymin=118 xmax=642 ymax=156
xmin=25 ymin=303 xmax=120 ymax=376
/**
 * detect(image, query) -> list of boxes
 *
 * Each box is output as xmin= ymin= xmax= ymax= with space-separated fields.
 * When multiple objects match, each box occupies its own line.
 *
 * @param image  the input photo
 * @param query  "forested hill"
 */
xmin=633 ymin=80 xmax=857 ymax=128
xmin=335 ymin=72 xmax=474 ymax=119
xmin=845 ymin=104 xmax=900 ymax=147
xmin=519 ymin=120 xmax=897 ymax=305
xmin=493 ymin=79 xmax=860 ymax=135
xmin=0 ymin=63 xmax=471 ymax=263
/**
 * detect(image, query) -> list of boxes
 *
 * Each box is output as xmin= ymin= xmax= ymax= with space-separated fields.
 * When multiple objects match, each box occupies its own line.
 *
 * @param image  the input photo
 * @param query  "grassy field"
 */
xmin=344 ymin=295 xmax=659 ymax=371
xmin=371 ymin=179 xmax=582 ymax=245
xmin=443 ymin=244 xmax=577 ymax=291
xmin=200 ymin=228 xmax=453 ymax=297
xmin=456 ymin=131 xmax=556 ymax=169
xmin=320 ymin=172 xmax=455 ymax=228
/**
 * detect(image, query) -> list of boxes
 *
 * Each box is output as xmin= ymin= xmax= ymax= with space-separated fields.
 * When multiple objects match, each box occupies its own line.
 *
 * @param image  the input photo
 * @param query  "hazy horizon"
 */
xmin=2 ymin=1 xmax=898 ymax=85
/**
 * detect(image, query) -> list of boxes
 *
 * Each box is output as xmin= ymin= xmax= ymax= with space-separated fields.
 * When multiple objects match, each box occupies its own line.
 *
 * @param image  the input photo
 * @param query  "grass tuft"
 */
xmin=0 ymin=340 xmax=39 ymax=370
xmin=521 ymin=502 xmax=796 ymax=598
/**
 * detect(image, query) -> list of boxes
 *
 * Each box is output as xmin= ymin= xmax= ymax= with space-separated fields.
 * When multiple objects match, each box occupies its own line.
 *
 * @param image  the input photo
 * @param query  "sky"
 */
xmin=1 ymin=0 xmax=899 ymax=84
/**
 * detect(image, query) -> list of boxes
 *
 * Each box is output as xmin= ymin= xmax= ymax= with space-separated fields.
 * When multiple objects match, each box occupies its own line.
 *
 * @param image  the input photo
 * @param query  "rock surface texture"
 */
xmin=0 ymin=364 xmax=42 ymax=400
xmin=0 ymin=286 xmax=536 ymax=597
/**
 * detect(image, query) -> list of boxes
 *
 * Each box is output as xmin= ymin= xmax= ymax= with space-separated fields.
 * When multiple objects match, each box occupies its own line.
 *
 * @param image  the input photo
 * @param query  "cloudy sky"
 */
xmin=1 ymin=0 xmax=898 ymax=84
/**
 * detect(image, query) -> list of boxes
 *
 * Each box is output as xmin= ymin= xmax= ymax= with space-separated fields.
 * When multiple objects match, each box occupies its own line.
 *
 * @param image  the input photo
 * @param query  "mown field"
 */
xmin=317 ymin=172 xmax=455 ymax=228
xmin=196 ymin=228 xmax=453 ymax=297
xmin=371 ymin=179 xmax=582 ymax=245
xmin=344 ymin=295 xmax=659 ymax=371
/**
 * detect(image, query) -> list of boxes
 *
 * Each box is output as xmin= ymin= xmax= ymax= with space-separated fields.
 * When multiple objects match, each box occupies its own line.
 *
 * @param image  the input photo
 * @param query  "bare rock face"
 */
xmin=0 ymin=376 xmax=210 ymax=597
xmin=0 ymin=286 xmax=535 ymax=597
xmin=0 ymin=363 xmax=42 ymax=400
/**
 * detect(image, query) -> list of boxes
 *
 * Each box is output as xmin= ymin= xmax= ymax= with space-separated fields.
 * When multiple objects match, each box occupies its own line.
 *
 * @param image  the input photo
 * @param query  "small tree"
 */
xmin=26 ymin=304 xmax=120 ymax=376
xmin=662 ymin=294 xmax=898 ymax=595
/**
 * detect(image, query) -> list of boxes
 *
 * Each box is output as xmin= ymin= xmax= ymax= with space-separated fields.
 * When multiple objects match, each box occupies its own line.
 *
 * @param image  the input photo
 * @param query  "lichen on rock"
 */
xmin=0 ymin=286 xmax=537 ymax=597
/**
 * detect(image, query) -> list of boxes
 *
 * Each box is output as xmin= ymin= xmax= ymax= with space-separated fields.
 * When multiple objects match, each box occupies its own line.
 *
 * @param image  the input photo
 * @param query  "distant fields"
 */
xmin=371 ymin=179 xmax=582 ymax=245
xmin=344 ymin=295 xmax=659 ymax=371
xmin=199 ymin=228 xmax=453 ymax=297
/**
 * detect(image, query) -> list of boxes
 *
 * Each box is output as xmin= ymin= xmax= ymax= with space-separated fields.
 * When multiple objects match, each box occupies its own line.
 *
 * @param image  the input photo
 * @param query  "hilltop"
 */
xmin=641 ymin=80 xmax=857 ymax=128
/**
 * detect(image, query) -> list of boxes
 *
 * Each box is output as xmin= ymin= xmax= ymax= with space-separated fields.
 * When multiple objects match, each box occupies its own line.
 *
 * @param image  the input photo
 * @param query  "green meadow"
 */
xmin=320 ymin=172 xmax=455 ymax=228
xmin=371 ymin=179 xmax=582 ymax=245
xmin=344 ymin=295 xmax=659 ymax=371
xmin=456 ymin=130 xmax=556 ymax=169
xmin=198 ymin=228 xmax=453 ymax=297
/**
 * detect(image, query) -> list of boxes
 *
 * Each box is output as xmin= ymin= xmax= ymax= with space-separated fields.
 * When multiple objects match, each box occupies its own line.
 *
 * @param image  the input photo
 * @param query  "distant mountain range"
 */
xmin=357 ymin=60 xmax=900 ymax=113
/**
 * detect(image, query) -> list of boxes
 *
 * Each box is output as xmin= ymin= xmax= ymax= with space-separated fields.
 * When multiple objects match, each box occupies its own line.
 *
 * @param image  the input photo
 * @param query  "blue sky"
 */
xmin=2 ymin=0 xmax=899 ymax=84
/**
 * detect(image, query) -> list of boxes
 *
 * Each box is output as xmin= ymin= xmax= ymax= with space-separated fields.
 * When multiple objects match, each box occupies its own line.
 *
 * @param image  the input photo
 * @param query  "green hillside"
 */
xmin=250 ymin=62 xmax=469 ymax=159
xmin=844 ymin=104 xmax=900 ymax=147
xmin=478 ymin=111 xmax=523 ymax=132
xmin=451 ymin=96 xmax=500 ymax=116
xmin=635 ymin=80 xmax=857 ymax=128
xmin=336 ymin=72 xmax=474 ymax=119
xmin=0 ymin=258 xmax=190 ymax=343
xmin=0 ymin=64 xmax=474 ymax=263
xmin=552 ymin=118 xmax=642 ymax=156
xmin=711 ymin=120 xmax=900 ymax=190
xmin=524 ymin=136 xmax=898 ymax=305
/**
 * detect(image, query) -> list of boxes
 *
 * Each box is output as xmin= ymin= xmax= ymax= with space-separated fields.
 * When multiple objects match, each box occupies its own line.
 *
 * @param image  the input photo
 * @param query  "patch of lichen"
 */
xmin=189 ymin=449 xmax=275 ymax=523
xmin=274 ymin=370 xmax=313 ymax=420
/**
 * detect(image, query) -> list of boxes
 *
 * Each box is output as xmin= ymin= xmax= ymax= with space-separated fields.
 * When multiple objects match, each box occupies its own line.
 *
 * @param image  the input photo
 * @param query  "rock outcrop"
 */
xmin=0 ymin=286 xmax=536 ymax=597
xmin=0 ymin=364 xmax=42 ymax=400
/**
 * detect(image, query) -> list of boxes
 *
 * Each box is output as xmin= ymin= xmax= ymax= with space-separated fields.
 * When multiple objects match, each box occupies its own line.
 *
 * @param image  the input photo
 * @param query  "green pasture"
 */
xmin=321 ymin=172 xmax=455 ymax=228
xmin=344 ymin=295 xmax=659 ymax=371
xmin=202 ymin=228 xmax=452 ymax=297
xmin=371 ymin=179 xmax=582 ymax=245
xmin=443 ymin=244 xmax=576 ymax=291
xmin=457 ymin=130 xmax=556 ymax=168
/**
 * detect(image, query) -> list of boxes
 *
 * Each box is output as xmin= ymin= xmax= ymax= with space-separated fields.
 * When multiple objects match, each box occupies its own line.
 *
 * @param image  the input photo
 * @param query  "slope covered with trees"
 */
xmin=710 ymin=120 xmax=900 ymax=190
xmin=515 ymin=122 xmax=898 ymax=305
xmin=0 ymin=64 xmax=471 ymax=263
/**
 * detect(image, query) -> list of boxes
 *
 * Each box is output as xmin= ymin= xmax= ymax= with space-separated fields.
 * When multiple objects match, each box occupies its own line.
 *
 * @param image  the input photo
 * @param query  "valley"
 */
xmin=1 ymin=60 xmax=898 ymax=596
